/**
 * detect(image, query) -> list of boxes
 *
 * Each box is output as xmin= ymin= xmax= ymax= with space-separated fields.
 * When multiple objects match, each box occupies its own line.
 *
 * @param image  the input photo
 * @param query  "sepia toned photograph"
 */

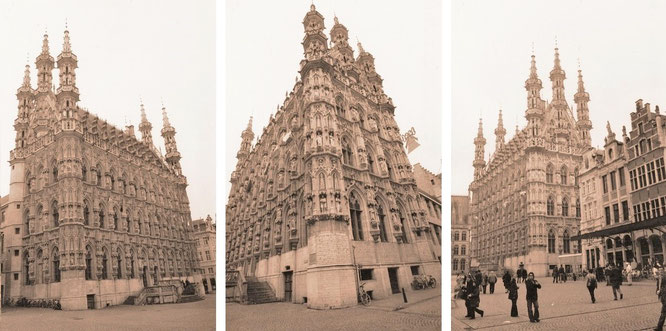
xmin=452 ymin=1 xmax=666 ymax=330
xmin=0 ymin=0 xmax=216 ymax=330
xmin=225 ymin=0 xmax=442 ymax=330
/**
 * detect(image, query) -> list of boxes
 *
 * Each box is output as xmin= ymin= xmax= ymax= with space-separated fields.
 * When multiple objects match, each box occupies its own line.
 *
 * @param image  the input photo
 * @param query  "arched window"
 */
xmin=453 ymin=258 xmax=459 ymax=271
xmin=546 ymin=164 xmax=554 ymax=183
xmin=52 ymin=201 xmax=59 ymax=227
xmin=576 ymin=199 xmax=581 ymax=218
xmin=83 ymin=204 xmax=90 ymax=226
xmin=24 ymin=209 xmax=30 ymax=235
xmin=454 ymin=231 xmax=460 ymax=241
xmin=53 ymin=248 xmax=61 ymax=282
xmin=82 ymin=164 xmax=87 ymax=182
xmin=24 ymin=253 xmax=31 ymax=285
xmin=462 ymin=231 xmax=467 ymax=241
xmin=563 ymin=231 xmax=571 ymax=254
xmin=453 ymin=245 xmax=459 ymax=255
xmin=130 ymin=251 xmax=136 ymax=278
xmin=367 ymin=154 xmax=375 ymax=174
xmin=562 ymin=197 xmax=569 ymax=216
xmin=99 ymin=206 xmax=105 ymax=229
xmin=561 ymin=166 xmax=568 ymax=184
xmin=460 ymin=259 xmax=466 ymax=271
xmin=461 ymin=245 xmax=466 ymax=255
xmin=349 ymin=192 xmax=364 ymax=241
xmin=342 ymin=138 xmax=354 ymax=166
xmin=398 ymin=208 xmax=408 ymax=243
xmin=548 ymin=230 xmax=556 ymax=253
xmin=85 ymin=246 xmax=93 ymax=280
xmin=377 ymin=203 xmax=388 ymax=242
xmin=113 ymin=209 xmax=119 ymax=230
xmin=52 ymin=164 xmax=58 ymax=183
xmin=102 ymin=249 xmax=109 ymax=279
xmin=117 ymin=249 xmax=123 ymax=279
xmin=547 ymin=196 xmax=555 ymax=216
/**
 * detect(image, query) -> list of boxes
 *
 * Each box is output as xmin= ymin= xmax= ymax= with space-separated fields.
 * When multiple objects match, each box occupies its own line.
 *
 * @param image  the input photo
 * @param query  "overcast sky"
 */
xmin=452 ymin=0 xmax=666 ymax=196
xmin=0 ymin=0 xmax=215 ymax=221
xmin=224 ymin=0 xmax=442 ymax=204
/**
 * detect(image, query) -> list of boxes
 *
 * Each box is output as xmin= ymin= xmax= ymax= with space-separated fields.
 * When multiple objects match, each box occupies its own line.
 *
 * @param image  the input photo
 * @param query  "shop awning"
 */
xmin=572 ymin=216 xmax=666 ymax=241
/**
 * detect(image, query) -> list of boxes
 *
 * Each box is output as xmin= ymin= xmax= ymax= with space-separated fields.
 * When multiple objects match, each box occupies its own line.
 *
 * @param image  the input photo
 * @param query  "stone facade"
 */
xmin=193 ymin=215 xmax=216 ymax=293
xmin=225 ymin=5 xmax=441 ymax=309
xmin=469 ymin=48 xmax=592 ymax=277
xmin=451 ymin=195 xmax=471 ymax=274
xmin=0 ymin=30 xmax=203 ymax=310
xmin=579 ymin=123 xmax=631 ymax=271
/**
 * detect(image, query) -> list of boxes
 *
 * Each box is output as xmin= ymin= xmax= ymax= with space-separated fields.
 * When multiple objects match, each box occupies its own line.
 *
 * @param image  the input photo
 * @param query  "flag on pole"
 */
xmin=403 ymin=127 xmax=420 ymax=153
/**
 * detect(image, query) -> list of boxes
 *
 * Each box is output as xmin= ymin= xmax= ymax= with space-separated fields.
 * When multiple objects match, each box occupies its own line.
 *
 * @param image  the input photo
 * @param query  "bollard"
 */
xmin=402 ymin=288 xmax=408 ymax=303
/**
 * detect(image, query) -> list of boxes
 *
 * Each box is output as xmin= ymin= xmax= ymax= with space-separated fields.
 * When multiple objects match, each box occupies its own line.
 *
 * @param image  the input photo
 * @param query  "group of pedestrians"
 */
xmin=584 ymin=263 xmax=624 ymax=303
xmin=552 ymin=265 xmax=568 ymax=283
xmin=455 ymin=272 xmax=485 ymax=319
xmin=503 ymin=272 xmax=542 ymax=322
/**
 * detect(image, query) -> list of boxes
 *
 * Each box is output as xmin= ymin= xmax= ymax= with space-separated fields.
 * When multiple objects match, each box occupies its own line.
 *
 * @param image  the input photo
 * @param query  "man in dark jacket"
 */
xmin=502 ymin=270 xmax=511 ymax=293
xmin=609 ymin=264 xmax=623 ymax=300
xmin=559 ymin=265 xmax=566 ymax=283
xmin=525 ymin=272 xmax=541 ymax=323
xmin=464 ymin=279 xmax=484 ymax=319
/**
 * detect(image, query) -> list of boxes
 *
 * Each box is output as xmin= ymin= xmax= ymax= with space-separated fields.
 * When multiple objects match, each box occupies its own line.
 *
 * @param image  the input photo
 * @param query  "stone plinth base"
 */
xmin=305 ymin=265 xmax=356 ymax=309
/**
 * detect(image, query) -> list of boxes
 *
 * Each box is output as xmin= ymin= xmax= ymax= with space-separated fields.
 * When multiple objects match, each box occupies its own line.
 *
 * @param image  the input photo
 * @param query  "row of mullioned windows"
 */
xmin=452 ymin=245 xmax=467 ymax=255
xmin=452 ymin=231 xmax=467 ymax=241
xmin=633 ymin=195 xmax=666 ymax=222
xmin=604 ymin=201 xmax=630 ymax=225
xmin=629 ymin=158 xmax=666 ymax=191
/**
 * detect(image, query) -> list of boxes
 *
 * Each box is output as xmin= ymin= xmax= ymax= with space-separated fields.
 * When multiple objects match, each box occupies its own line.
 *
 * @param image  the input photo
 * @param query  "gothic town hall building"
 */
xmin=0 ymin=30 xmax=204 ymax=310
xmin=469 ymin=48 xmax=592 ymax=277
xmin=225 ymin=5 xmax=441 ymax=309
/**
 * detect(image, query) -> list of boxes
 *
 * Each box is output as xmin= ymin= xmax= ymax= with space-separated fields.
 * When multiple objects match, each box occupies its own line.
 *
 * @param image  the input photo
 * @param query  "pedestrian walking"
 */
xmin=465 ymin=279 xmax=484 ymax=319
xmin=609 ymin=264 xmax=623 ymax=300
xmin=525 ymin=272 xmax=541 ymax=323
xmin=625 ymin=262 xmax=633 ymax=286
xmin=475 ymin=270 xmax=483 ymax=292
xmin=488 ymin=271 xmax=497 ymax=294
xmin=503 ymin=270 xmax=511 ymax=293
xmin=482 ymin=272 xmax=488 ymax=294
xmin=552 ymin=267 xmax=559 ymax=283
xmin=586 ymin=269 xmax=598 ymax=303
xmin=559 ymin=265 xmax=566 ymax=283
xmin=655 ymin=266 xmax=666 ymax=331
xmin=508 ymin=277 xmax=519 ymax=317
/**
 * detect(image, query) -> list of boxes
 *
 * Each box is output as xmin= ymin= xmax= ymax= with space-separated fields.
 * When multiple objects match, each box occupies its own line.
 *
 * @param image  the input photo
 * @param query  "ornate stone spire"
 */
xmin=161 ymin=105 xmax=181 ymax=172
xmin=473 ymin=118 xmax=486 ymax=179
xmin=495 ymin=109 xmax=506 ymax=151
xmin=525 ymin=52 xmax=544 ymax=135
xmin=36 ymin=33 xmax=55 ymax=91
xmin=549 ymin=46 xmax=567 ymax=104
xmin=139 ymin=102 xmax=154 ymax=146
xmin=22 ymin=64 xmax=31 ymax=87
xmin=237 ymin=116 xmax=254 ymax=162
xmin=574 ymin=66 xmax=592 ymax=146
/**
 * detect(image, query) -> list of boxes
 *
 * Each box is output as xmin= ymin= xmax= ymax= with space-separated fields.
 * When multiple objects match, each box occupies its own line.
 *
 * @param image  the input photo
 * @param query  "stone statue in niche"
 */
xmin=368 ymin=117 xmax=378 ymax=131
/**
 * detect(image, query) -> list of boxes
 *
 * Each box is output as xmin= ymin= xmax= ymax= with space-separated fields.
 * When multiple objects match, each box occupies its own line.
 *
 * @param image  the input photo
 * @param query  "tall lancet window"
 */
xmin=349 ymin=193 xmax=364 ymax=241
xmin=377 ymin=204 xmax=388 ymax=243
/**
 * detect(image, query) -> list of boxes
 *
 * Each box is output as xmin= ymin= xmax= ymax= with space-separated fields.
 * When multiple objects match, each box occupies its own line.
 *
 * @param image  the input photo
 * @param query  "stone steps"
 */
xmin=246 ymin=280 xmax=278 ymax=304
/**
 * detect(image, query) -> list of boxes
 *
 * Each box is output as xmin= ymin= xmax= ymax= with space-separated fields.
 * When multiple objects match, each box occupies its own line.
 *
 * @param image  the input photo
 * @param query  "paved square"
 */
xmin=451 ymin=277 xmax=662 ymax=330
xmin=227 ymin=288 xmax=441 ymax=331
xmin=0 ymin=294 xmax=216 ymax=331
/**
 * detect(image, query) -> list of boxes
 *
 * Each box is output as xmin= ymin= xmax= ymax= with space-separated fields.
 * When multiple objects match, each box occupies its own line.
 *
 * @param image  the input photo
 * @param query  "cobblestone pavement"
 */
xmin=0 ymin=293 xmax=216 ymax=331
xmin=226 ymin=291 xmax=441 ymax=331
xmin=451 ymin=277 xmax=663 ymax=330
